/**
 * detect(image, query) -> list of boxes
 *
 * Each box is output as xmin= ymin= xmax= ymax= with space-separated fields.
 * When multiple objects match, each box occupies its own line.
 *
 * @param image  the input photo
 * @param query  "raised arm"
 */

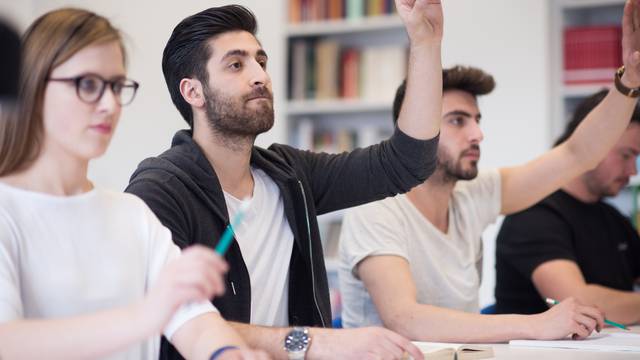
xmin=500 ymin=0 xmax=640 ymax=215
xmin=395 ymin=0 xmax=443 ymax=139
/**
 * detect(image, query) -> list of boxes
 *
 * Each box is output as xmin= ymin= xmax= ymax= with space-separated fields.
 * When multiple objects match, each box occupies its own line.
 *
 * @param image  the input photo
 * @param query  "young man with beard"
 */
xmin=127 ymin=1 xmax=442 ymax=359
xmin=338 ymin=0 xmax=640 ymax=342
xmin=495 ymin=89 xmax=640 ymax=325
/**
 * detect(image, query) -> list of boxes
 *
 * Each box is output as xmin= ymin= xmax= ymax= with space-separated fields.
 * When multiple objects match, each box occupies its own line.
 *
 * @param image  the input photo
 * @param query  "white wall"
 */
xmin=441 ymin=1 xmax=551 ymax=307
xmin=3 ymin=0 xmax=553 ymax=307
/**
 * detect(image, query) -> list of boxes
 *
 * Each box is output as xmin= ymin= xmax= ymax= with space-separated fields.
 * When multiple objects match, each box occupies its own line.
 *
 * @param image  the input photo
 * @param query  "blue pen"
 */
xmin=215 ymin=198 xmax=251 ymax=255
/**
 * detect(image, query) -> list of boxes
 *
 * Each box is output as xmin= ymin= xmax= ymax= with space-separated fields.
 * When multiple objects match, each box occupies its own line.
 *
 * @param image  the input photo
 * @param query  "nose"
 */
xmin=249 ymin=60 xmax=270 ymax=88
xmin=630 ymin=157 xmax=638 ymax=176
xmin=96 ymin=85 xmax=120 ymax=115
xmin=468 ymin=120 xmax=484 ymax=144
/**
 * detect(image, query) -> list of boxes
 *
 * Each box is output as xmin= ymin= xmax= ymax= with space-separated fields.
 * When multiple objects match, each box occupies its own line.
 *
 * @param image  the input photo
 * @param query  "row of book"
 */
xmin=289 ymin=39 xmax=407 ymax=102
xmin=289 ymin=0 xmax=396 ymax=23
xmin=293 ymin=119 xmax=390 ymax=153
xmin=564 ymin=25 xmax=621 ymax=85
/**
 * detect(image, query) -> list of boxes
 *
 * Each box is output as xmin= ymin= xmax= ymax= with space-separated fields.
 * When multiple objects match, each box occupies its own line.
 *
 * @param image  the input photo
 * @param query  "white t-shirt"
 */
xmin=0 ymin=183 xmax=216 ymax=360
xmin=224 ymin=167 xmax=294 ymax=327
xmin=339 ymin=169 xmax=501 ymax=328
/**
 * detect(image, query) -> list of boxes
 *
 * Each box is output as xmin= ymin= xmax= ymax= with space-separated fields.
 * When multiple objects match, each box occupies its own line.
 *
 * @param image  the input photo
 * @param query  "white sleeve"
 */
xmin=0 ymin=211 xmax=23 ymax=322
xmin=140 ymin=202 xmax=217 ymax=340
xmin=339 ymin=199 xmax=408 ymax=280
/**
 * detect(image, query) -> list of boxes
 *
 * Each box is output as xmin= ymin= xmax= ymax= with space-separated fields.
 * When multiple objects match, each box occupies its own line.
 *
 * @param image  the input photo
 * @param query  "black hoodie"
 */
xmin=126 ymin=128 xmax=438 ymax=360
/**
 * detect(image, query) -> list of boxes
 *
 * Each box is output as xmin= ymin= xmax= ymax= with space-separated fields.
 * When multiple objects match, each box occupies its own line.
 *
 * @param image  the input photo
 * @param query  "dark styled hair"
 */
xmin=392 ymin=65 xmax=495 ymax=123
xmin=0 ymin=8 xmax=123 ymax=176
xmin=162 ymin=5 xmax=258 ymax=127
xmin=554 ymin=89 xmax=640 ymax=146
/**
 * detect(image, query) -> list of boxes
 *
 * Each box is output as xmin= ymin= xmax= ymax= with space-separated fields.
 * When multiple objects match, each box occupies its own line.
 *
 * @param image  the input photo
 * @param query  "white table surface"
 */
xmin=473 ymin=326 xmax=640 ymax=359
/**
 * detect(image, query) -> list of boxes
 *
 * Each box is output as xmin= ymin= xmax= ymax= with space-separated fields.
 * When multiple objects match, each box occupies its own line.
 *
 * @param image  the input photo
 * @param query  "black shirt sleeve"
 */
xmin=272 ymin=127 xmax=439 ymax=215
xmin=498 ymin=204 xmax=577 ymax=280
xmin=126 ymin=177 xmax=192 ymax=249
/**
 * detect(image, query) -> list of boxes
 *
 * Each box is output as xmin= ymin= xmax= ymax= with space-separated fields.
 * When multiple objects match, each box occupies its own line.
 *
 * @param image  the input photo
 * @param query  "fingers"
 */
xmin=624 ymin=0 xmax=634 ymax=36
xmin=383 ymin=329 xmax=424 ymax=360
xmin=577 ymin=305 xmax=605 ymax=332
xmin=573 ymin=313 xmax=597 ymax=335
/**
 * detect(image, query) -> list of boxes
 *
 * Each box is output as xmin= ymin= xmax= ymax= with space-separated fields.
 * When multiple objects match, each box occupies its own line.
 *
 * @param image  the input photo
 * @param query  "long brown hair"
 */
xmin=0 ymin=8 xmax=125 ymax=176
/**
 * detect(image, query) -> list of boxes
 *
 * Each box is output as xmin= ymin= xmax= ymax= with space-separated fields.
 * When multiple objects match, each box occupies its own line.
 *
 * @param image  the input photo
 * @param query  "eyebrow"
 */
xmin=220 ymin=49 xmax=269 ymax=62
xmin=444 ymin=110 xmax=482 ymax=120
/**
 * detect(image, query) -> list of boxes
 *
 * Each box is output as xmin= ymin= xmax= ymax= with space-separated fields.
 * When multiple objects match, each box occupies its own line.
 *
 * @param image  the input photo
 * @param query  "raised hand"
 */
xmin=395 ymin=0 xmax=443 ymax=46
xmin=143 ymin=245 xmax=228 ymax=333
xmin=622 ymin=0 xmax=640 ymax=87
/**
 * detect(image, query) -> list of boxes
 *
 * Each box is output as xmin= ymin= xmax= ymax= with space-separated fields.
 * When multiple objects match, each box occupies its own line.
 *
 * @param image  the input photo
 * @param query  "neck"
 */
xmin=1 ymin=142 xmax=92 ymax=196
xmin=406 ymin=170 xmax=456 ymax=233
xmin=561 ymin=175 xmax=600 ymax=203
xmin=192 ymin=121 xmax=255 ymax=199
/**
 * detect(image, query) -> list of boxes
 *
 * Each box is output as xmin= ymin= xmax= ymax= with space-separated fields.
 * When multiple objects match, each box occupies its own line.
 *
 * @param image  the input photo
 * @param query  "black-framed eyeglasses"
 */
xmin=48 ymin=74 xmax=140 ymax=106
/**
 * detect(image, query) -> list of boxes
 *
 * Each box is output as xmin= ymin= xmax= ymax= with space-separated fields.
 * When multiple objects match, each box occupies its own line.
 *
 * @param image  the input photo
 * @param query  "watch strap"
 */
xmin=615 ymin=65 xmax=640 ymax=98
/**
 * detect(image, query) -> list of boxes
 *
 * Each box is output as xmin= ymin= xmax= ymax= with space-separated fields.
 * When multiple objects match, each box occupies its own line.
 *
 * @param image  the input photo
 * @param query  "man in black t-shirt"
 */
xmin=495 ymin=90 xmax=640 ymax=326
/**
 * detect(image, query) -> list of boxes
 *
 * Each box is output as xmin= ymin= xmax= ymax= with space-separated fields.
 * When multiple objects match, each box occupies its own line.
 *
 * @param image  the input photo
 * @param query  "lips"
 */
xmin=90 ymin=123 xmax=112 ymax=134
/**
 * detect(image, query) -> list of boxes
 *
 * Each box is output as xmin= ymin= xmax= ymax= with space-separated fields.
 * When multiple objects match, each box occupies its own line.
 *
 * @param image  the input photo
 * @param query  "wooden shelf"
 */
xmin=286 ymin=15 xmax=403 ymax=37
xmin=287 ymin=99 xmax=392 ymax=115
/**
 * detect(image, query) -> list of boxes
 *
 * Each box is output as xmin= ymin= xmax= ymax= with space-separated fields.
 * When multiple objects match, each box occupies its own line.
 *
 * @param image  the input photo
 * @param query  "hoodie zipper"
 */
xmin=297 ymin=180 xmax=327 ymax=328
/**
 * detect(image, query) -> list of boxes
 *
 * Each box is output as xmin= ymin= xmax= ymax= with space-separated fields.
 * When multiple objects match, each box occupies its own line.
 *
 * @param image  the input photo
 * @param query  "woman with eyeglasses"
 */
xmin=0 ymin=8 xmax=268 ymax=360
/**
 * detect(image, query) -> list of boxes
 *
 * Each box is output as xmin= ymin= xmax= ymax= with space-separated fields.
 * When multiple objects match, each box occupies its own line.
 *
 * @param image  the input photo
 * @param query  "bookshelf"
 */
xmin=549 ymin=0 xmax=640 ymax=229
xmin=286 ymin=0 xmax=408 ymax=322
xmin=549 ymin=0 xmax=625 ymax=141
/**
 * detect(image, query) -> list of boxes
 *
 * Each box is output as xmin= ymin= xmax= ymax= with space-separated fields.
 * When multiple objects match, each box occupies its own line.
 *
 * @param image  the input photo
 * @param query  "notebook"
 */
xmin=407 ymin=342 xmax=495 ymax=360
xmin=509 ymin=332 xmax=640 ymax=352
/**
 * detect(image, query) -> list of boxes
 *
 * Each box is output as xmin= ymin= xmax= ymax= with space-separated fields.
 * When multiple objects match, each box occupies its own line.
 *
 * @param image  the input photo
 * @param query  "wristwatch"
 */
xmin=614 ymin=65 xmax=640 ymax=98
xmin=283 ymin=326 xmax=311 ymax=360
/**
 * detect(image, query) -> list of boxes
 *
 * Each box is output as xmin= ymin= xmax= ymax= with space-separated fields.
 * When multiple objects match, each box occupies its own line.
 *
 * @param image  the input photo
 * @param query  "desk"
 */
xmin=483 ymin=326 xmax=639 ymax=359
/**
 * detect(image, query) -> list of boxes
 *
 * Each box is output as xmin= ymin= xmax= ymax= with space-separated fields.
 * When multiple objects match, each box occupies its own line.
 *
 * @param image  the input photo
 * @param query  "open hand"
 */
xmin=395 ymin=0 xmax=443 ymax=46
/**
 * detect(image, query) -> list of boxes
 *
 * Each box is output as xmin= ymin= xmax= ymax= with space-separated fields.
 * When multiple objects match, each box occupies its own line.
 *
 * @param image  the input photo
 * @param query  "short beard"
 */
xmin=203 ymin=84 xmax=274 ymax=151
xmin=435 ymin=145 xmax=479 ymax=184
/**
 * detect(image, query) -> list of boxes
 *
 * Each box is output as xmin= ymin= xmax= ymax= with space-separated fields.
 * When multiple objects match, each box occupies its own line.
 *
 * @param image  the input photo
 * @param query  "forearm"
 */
xmin=177 ymin=314 xmax=247 ymax=360
xmin=397 ymin=43 xmax=442 ymax=140
xmin=572 ymin=284 xmax=640 ymax=324
xmin=384 ymin=304 xmax=534 ymax=343
xmin=565 ymin=89 xmax=637 ymax=171
xmin=229 ymin=321 xmax=289 ymax=360
xmin=0 ymin=301 xmax=152 ymax=359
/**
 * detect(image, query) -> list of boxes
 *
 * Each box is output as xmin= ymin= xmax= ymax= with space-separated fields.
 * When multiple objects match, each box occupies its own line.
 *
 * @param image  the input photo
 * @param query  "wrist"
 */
xmin=209 ymin=345 xmax=239 ymax=360
xmin=304 ymin=328 xmax=328 ymax=359
xmin=616 ymin=66 xmax=640 ymax=97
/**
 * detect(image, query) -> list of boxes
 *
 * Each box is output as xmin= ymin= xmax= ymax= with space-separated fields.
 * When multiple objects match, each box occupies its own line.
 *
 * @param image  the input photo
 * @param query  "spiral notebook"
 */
xmin=509 ymin=332 xmax=640 ymax=352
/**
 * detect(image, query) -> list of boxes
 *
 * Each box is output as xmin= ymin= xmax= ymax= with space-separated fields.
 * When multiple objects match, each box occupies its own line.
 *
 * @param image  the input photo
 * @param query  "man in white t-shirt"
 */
xmin=339 ymin=58 xmax=640 ymax=342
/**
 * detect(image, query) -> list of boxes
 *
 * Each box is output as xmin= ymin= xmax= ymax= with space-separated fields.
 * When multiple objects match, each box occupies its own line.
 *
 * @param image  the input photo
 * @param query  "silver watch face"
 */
xmin=284 ymin=327 xmax=310 ymax=352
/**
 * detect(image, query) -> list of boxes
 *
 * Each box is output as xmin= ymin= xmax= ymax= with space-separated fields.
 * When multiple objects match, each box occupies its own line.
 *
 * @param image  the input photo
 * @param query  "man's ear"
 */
xmin=179 ymin=78 xmax=205 ymax=108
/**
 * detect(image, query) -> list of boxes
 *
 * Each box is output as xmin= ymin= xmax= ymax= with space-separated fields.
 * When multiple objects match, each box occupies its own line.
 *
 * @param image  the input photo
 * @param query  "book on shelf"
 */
xmin=406 ymin=342 xmax=494 ymax=360
xmin=289 ymin=0 xmax=396 ymax=23
xmin=564 ymin=25 xmax=621 ymax=85
xmin=293 ymin=121 xmax=390 ymax=152
xmin=288 ymin=41 xmax=407 ymax=102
